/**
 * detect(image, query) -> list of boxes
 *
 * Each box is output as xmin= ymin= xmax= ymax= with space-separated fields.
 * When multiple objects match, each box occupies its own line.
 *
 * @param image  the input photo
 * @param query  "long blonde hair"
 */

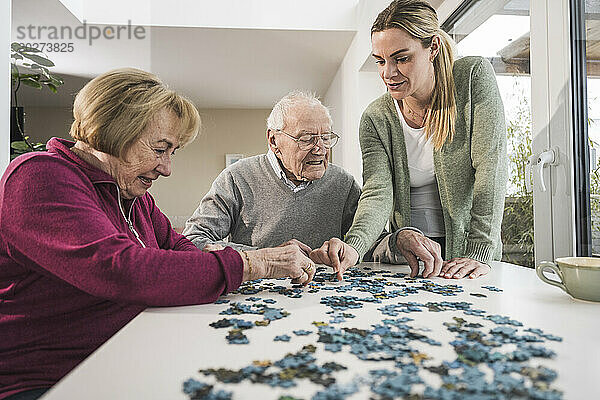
xmin=372 ymin=0 xmax=456 ymax=150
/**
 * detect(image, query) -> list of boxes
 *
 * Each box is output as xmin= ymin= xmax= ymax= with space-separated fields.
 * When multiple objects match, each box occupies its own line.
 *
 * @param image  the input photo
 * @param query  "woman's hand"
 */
xmin=440 ymin=257 xmax=490 ymax=279
xmin=309 ymin=238 xmax=359 ymax=281
xmin=241 ymin=243 xmax=315 ymax=285
xmin=396 ymin=230 xmax=443 ymax=278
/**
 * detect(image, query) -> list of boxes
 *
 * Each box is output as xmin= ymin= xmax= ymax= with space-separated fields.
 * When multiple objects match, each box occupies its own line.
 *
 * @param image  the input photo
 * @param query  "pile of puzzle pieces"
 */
xmin=182 ymin=267 xmax=563 ymax=400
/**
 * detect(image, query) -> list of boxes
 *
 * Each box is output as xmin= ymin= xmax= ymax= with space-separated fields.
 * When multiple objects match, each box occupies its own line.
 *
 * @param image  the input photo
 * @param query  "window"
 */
xmin=443 ymin=0 xmax=533 ymax=266
xmin=444 ymin=0 xmax=598 ymax=266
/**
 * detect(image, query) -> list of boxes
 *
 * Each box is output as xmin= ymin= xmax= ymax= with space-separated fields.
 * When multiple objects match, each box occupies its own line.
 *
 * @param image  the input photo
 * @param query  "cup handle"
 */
xmin=536 ymin=261 xmax=567 ymax=292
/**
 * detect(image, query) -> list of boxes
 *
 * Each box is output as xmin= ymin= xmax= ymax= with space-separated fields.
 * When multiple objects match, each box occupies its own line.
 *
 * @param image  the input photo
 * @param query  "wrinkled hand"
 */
xmin=396 ymin=230 xmax=443 ymax=278
xmin=309 ymin=238 xmax=359 ymax=281
xmin=241 ymin=243 xmax=315 ymax=286
xmin=440 ymin=257 xmax=490 ymax=279
xmin=277 ymin=239 xmax=312 ymax=257
xmin=203 ymin=243 xmax=226 ymax=252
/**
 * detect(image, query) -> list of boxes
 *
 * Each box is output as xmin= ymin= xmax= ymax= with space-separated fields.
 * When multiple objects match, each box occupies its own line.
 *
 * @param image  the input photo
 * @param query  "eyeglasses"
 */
xmin=275 ymin=130 xmax=339 ymax=150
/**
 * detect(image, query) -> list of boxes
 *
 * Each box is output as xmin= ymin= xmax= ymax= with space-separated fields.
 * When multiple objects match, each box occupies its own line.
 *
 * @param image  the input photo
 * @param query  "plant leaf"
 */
xmin=32 ymin=65 xmax=52 ymax=80
xmin=20 ymin=78 xmax=42 ymax=89
xmin=50 ymin=75 xmax=64 ymax=85
xmin=20 ymin=45 xmax=41 ymax=53
xmin=44 ymin=82 xmax=57 ymax=93
xmin=21 ymin=53 xmax=54 ymax=67
xmin=11 ymin=141 xmax=30 ymax=151
xmin=30 ymin=64 xmax=49 ymax=73
xmin=11 ymin=42 xmax=22 ymax=51
xmin=11 ymin=53 xmax=23 ymax=60
xmin=19 ymin=73 xmax=41 ymax=79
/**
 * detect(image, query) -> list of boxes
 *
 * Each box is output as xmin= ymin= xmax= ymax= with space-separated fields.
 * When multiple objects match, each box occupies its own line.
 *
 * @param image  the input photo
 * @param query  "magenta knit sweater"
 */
xmin=0 ymin=138 xmax=243 ymax=398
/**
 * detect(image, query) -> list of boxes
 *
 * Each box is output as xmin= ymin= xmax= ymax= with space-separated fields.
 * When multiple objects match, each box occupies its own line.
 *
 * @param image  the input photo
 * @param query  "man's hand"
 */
xmin=277 ymin=239 xmax=312 ymax=257
xmin=440 ymin=257 xmax=490 ymax=279
xmin=203 ymin=243 xmax=226 ymax=252
xmin=396 ymin=230 xmax=443 ymax=278
xmin=309 ymin=238 xmax=359 ymax=280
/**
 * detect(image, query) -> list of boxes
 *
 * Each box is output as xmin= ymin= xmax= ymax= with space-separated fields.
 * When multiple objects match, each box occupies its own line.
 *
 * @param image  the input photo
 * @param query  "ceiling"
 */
xmin=12 ymin=0 xmax=356 ymax=109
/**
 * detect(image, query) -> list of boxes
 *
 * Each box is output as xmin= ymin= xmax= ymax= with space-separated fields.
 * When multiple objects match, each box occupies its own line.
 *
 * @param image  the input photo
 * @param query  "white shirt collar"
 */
xmin=266 ymin=150 xmax=311 ymax=192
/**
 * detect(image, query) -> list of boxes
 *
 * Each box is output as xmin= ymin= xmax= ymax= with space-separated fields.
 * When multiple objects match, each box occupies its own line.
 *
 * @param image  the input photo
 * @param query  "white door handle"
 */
xmin=525 ymin=155 xmax=535 ymax=193
xmin=536 ymin=148 xmax=558 ymax=192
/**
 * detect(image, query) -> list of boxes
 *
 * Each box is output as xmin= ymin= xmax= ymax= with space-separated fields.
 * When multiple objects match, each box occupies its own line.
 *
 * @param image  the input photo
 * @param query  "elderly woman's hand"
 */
xmin=240 ymin=244 xmax=316 ymax=285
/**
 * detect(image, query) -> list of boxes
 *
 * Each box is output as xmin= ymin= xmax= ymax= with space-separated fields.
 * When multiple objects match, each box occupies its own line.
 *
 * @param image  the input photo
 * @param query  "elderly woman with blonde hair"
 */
xmin=0 ymin=68 xmax=315 ymax=400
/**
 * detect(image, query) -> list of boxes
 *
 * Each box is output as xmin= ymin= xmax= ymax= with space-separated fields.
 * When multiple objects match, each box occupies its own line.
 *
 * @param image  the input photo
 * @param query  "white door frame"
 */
xmin=530 ymin=0 xmax=576 ymax=263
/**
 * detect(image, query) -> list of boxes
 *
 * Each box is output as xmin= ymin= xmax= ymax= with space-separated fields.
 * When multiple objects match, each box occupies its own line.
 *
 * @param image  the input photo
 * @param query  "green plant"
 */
xmin=501 ymin=80 xmax=534 ymax=267
xmin=10 ymin=42 xmax=63 ymax=159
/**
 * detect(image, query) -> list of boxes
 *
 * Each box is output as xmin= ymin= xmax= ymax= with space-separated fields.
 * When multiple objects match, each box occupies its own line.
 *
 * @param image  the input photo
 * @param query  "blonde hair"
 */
xmin=372 ymin=0 xmax=456 ymax=150
xmin=70 ymin=68 xmax=200 ymax=157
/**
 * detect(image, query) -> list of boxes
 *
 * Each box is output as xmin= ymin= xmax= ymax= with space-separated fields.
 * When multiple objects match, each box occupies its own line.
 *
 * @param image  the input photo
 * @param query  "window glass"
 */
xmin=585 ymin=1 xmax=600 ymax=255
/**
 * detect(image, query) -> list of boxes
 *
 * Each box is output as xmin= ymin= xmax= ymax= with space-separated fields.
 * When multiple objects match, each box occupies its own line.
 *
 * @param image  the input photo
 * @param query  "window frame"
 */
xmin=442 ymin=0 xmax=582 ymax=264
xmin=569 ymin=0 xmax=592 ymax=257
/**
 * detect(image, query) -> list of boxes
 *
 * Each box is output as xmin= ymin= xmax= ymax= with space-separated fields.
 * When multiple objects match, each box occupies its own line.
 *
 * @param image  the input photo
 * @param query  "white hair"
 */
xmin=266 ymin=90 xmax=332 ymax=131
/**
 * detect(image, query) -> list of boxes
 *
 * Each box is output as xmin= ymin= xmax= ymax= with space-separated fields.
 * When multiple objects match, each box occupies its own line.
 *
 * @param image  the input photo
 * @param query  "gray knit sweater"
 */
xmin=345 ymin=56 xmax=508 ymax=264
xmin=183 ymin=154 xmax=361 ymax=251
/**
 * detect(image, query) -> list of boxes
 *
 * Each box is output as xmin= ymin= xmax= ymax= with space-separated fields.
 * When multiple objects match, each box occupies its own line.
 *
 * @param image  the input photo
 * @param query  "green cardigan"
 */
xmin=345 ymin=56 xmax=507 ymax=264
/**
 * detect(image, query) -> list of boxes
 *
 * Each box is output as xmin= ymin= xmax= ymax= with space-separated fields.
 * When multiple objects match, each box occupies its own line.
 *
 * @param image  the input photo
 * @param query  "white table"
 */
xmin=41 ymin=262 xmax=600 ymax=400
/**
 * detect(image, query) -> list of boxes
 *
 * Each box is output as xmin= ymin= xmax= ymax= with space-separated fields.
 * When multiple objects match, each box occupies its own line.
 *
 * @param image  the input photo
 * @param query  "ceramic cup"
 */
xmin=536 ymin=257 xmax=600 ymax=302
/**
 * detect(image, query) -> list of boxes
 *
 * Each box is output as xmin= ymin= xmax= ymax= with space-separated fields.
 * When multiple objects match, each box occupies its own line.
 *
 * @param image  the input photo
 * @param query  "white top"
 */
xmin=41 ymin=262 xmax=600 ymax=400
xmin=394 ymin=98 xmax=435 ymax=187
xmin=266 ymin=149 xmax=311 ymax=193
xmin=395 ymin=99 xmax=445 ymax=237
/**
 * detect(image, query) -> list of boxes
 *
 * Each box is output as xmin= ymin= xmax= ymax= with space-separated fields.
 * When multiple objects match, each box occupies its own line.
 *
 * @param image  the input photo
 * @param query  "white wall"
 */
xmin=1 ymin=1 xmax=10 ymax=174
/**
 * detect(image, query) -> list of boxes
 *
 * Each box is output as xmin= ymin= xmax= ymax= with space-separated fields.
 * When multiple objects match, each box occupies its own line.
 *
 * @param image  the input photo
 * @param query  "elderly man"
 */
xmin=183 ymin=91 xmax=361 ymax=253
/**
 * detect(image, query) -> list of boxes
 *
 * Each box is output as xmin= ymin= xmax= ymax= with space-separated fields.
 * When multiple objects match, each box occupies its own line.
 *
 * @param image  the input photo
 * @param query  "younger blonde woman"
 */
xmin=311 ymin=0 xmax=507 ymax=280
